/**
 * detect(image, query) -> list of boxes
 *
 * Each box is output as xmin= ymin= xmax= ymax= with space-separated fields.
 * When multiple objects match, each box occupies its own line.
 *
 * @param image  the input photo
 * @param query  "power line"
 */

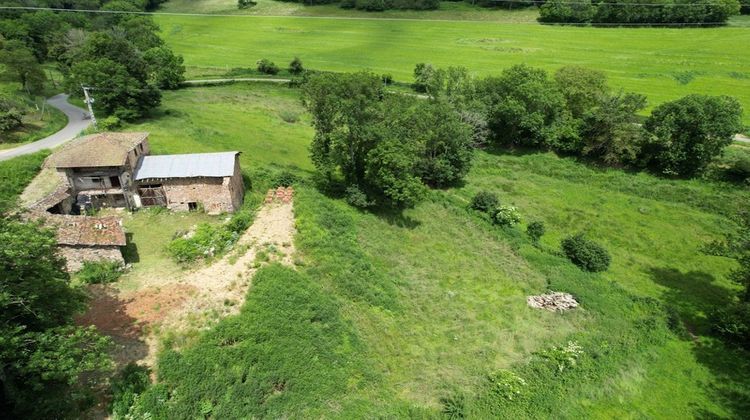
xmin=0 ymin=6 xmax=743 ymax=26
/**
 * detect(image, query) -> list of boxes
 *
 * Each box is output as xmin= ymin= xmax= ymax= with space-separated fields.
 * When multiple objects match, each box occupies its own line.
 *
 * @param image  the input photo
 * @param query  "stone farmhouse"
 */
xmin=44 ymin=132 xmax=244 ymax=215
xmin=25 ymin=131 xmax=245 ymax=271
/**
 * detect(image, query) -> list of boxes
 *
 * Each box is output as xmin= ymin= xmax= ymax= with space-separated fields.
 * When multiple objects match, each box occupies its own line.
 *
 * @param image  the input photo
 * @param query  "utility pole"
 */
xmin=81 ymin=85 xmax=97 ymax=129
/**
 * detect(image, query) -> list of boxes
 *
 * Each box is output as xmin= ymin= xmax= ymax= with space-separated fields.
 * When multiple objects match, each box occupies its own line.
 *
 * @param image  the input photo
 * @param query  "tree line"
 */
xmin=539 ymin=0 xmax=742 ymax=25
xmin=240 ymin=0 xmax=748 ymax=21
xmin=0 ymin=0 xmax=185 ymax=128
xmin=302 ymin=64 xmax=743 ymax=210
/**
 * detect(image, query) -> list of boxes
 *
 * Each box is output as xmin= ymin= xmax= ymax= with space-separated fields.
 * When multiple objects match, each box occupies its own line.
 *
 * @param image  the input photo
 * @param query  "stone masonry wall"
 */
xmin=59 ymin=245 xmax=124 ymax=272
xmin=162 ymin=177 xmax=235 ymax=215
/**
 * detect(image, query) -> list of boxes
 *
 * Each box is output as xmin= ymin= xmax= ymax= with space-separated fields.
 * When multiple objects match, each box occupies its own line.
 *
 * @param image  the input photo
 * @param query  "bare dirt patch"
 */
xmin=76 ymin=189 xmax=297 ymax=367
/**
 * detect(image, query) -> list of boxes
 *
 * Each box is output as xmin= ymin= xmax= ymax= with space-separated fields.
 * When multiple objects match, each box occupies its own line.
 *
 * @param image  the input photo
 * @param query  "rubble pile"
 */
xmin=527 ymin=292 xmax=579 ymax=311
xmin=264 ymin=186 xmax=294 ymax=204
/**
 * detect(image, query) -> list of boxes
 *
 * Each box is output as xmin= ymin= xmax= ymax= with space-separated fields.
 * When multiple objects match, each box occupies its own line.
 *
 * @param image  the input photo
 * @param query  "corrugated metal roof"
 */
xmin=134 ymin=151 xmax=239 ymax=181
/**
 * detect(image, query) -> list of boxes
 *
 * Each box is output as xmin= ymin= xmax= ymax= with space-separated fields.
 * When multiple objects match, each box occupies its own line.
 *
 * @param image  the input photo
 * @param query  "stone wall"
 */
xmin=161 ymin=177 xmax=235 ymax=215
xmin=59 ymin=245 xmax=124 ymax=272
xmin=228 ymin=158 xmax=245 ymax=211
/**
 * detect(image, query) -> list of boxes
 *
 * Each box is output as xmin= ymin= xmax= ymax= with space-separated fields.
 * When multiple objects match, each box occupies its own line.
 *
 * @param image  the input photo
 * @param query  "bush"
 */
xmin=469 ymin=191 xmax=499 ymax=213
xmin=167 ymin=210 xmax=252 ymax=263
xmin=561 ymin=233 xmax=611 ymax=272
xmin=492 ymin=205 xmax=521 ymax=227
xmin=710 ymin=302 xmax=750 ymax=349
xmin=526 ymin=221 xmax=546 ymax=244
xmin=76 ymin=260 xmax=124 ymax=284
xmin=274 ymin=170 xmax=299 ymax=187
xmin=487 ymin=370 xmax=528 ymax=401
xmin=536 ymin=341 xmax=584 ymax=373
xmin=288 ymin=57 xmax=304 ymax=75
xmin=439 ymin=392 xmax=466 ymax=419
xmin=345 ymin=185 xmax=374 ymax=208
xmin=110 ymin=363 xmax=150 ymax=417
xmin=97 ymin=115 xmax=121 ymax=131
xmin=381 ymin=73 xmax=393 ymax=85
xmin=256 ymin=58 xmax=279 ymax=75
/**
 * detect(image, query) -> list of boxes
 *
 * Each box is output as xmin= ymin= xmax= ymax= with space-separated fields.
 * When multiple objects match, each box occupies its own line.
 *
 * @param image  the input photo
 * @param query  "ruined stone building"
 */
xmin=51 ymin=216 xmax=127 ymax=272
xmin=23 ymin=131 xmax=245 ymax=271
xmin=133 ymin=151 xmax=244 ymax=215
xmin=43 ymin=132 xmax=244 ymax=215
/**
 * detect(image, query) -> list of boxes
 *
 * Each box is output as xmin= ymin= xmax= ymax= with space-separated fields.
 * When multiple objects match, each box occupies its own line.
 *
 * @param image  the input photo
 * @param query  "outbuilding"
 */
xmin=133 ymin=151 xmax=244 ymax=215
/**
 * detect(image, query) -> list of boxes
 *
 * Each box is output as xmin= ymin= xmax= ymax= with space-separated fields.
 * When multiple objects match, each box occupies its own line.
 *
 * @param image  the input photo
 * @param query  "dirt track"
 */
xmin=76 ymin=191 xmax=296 ymax=367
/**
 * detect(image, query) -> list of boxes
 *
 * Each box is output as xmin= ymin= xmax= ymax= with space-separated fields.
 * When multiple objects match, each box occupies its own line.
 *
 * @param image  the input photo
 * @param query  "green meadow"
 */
xmin=155 ymin=11 xmax=750 ymax=123
xmin=111 ymin=84 xmax=749 ymax=417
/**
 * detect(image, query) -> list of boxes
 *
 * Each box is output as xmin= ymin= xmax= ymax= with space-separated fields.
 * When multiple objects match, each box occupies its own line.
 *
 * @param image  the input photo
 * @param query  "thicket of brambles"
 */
xmin=0 ymin=0 xmax=185 ymax=125
xmin=539 ymin=0 xmax=741 ymax=25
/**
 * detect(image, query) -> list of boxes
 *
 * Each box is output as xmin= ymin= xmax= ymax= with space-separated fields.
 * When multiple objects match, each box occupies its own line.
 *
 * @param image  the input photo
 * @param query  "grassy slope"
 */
xmin=154 ymin=8 xmax=750 ymax=123
xmin=0 ymin=151 xmax=50 ymax=213
xmin=122 ymin=84 xmax=748 ymax=417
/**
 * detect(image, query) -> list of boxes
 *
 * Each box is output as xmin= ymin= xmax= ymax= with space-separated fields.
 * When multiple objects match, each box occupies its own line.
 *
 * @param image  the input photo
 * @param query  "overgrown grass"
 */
xmin=155 ymin=9 xmax=750 ymax=123
xmin=167 ymin=210 xmax=254 ymax=264
xmin=0 ymin=151 xmax=50 ymax=214
xmin=120 ymin=83 xmax=749 ymax=416
xmin=130 ymin=264 xmax=368 ymax=418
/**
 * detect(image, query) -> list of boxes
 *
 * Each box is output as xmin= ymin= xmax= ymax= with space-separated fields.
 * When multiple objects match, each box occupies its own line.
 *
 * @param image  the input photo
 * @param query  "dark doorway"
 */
xmin=188 ymin=202 xmax=198 ymax=211
xmin=110 ymin=176 xmax=121 ymax=188
xmin=138 ymin=185 xmax=166 ymax=207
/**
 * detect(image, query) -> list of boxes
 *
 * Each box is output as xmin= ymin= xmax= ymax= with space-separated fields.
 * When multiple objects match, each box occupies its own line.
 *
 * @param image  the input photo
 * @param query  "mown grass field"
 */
xmin=154 ymin=7 xmax=750 ymax=123
xmin=110 ymin=83 xmax=750 ymax=417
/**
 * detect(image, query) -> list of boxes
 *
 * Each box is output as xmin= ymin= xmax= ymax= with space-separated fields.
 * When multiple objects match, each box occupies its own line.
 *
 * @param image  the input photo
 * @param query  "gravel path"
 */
xmin=0 ymin=94 xmax=91 ymax=162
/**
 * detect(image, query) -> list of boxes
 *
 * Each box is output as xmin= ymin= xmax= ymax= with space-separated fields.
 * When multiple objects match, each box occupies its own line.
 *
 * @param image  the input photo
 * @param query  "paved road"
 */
xmin=736 ymin=134 xmax=750 ymax=143
xmin=0 ymin=94 xmax=91 ymax=162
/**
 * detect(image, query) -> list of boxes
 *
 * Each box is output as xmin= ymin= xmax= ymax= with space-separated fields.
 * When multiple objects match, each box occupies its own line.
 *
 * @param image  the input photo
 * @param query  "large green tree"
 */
xmin=0 ymin=218 xmax=111 ymax=418
xmin=0 ymin=94 xmax=24 ymax=133
xmin=0 ymin=40 xmax=46 ymax=94
xmin=303 ymin=72 xmax=473 ymax=207
xmin=642 ymin=94 xmax=743 ymax=177
xmin=478 ymin=64 xmax=576 ymax=148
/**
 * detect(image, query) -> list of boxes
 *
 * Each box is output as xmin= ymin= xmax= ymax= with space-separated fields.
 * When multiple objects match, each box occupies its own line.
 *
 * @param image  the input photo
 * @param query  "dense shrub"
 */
xmin=0 ymin=94 xmax=24 ymax=133
xmin=256 ymin=58 xmax=280 ymax=75
xmin=345 ymin=185 xmax=374 ymax=208
xmin=167 ymin=210 xmax=253 ymax=263
xmin=491 ymin=205 xmax=521 ymax=227
xmin=561 ymin=233 xmax=611 ymax=272
xmin=526 ymin=221 xmax=546 ymax=244
xmin=76 ymin=260 xmax=124 ymax=284
xmin=710 ymin=302 xmax=750 ymax=349
xmin=469 ymin=191 xmax=499 ymax=213
xmin=288 ymin=57 xmax=304 ymax=75
xmin=110 ymin=363 xmax=150 ymax=418
xmin=274 ymin=170 xmax=299 ymax=187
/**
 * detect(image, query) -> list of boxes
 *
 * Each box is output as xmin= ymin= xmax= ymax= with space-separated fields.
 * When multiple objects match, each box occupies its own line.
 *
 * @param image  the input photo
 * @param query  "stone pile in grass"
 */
xmin=265 ymin=186 xmax=294 ymax=204
xmin=527 ymin=292 xmax=579 ymax=311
